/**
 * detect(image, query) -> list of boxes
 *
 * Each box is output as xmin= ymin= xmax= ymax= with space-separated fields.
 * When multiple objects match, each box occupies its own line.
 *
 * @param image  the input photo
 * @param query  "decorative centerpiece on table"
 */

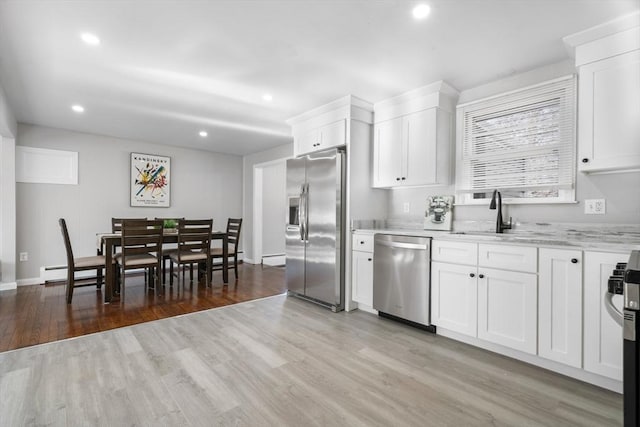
xmin=163 ymin=219 xmax=177 ymax=233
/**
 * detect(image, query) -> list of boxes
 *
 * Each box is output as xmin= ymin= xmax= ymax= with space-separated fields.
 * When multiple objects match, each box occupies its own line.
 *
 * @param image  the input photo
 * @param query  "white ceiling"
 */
xmin=0 ymin=1 xmax=638 ymax=156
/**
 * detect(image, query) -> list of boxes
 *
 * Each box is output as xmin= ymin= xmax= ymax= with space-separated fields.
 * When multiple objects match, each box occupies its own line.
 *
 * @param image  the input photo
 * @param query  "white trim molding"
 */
xmin=0 ymin=281 xmax=17 ymax=291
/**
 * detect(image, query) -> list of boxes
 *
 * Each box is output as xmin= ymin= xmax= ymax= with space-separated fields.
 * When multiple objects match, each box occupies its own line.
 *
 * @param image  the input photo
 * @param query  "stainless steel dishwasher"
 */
xmin=373 ymin=234 xmax=433 ymax=330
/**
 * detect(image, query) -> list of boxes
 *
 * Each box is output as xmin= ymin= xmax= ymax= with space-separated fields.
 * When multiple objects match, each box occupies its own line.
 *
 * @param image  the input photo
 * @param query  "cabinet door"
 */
xmin=478 ymin=268 xmax=537 ymax=354
xmin=403 ymin=109 xmax=437 ymax=186
xmin=584 ymin=251 xmax=626 ymax=381
xmin=578 ymin=50 xmax=640 ymax=173
xmin=352 ymin=250 xmax=374 ymax=306
xmin=538 ymin=249 xmax=583 ymax=368
xmin=296 ymin=128 xmax=320 ymax=156
xmin=373 ymin=118 xmax=403 ymax=187
xmin=431 ymin=262 xmax=477 ymax=337
xmin=318 ymin=119 xmax=346 ymax=151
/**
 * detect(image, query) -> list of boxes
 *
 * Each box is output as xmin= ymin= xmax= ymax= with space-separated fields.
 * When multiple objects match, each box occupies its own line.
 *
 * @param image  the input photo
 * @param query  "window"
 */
xmin=456 ymin=76 xmax=576 ymax=204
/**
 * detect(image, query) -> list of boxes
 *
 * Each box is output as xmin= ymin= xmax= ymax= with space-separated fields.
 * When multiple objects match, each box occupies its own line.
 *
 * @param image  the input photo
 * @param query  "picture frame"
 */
xmin=424 ymin=195 xmax=454 ymax=231
xmin=130 ymin=152 xmax=171 ymax=207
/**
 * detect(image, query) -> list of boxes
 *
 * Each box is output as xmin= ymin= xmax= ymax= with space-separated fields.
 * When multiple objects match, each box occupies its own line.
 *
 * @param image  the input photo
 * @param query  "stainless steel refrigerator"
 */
xmin=286 ymin=147 xmax=345 ymax=312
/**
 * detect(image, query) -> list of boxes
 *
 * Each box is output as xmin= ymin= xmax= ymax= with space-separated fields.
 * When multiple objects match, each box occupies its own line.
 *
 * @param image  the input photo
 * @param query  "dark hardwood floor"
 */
xmin=0 ymin=264 xmax=286 ymax=352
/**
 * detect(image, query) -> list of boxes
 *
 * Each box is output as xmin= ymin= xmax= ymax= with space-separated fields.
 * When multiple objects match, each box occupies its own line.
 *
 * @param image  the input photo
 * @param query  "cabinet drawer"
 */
xmin=432 ymin=240 xmax=478 ymax=265
xmin=352 ymin=233 xmax=374 ymax=252
xmin=478 ymin=244 xmax=537 ymax=273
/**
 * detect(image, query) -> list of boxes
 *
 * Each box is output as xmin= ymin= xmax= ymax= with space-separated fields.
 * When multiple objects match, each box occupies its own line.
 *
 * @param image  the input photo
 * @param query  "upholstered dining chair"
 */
xmin=154 ymin=217 xmax=184 ymax=283
xmin=110 ymin=217 xmax=148 ymax=284
xmin=59 ymin=218 xmax=110 ymax=304
xmin=211 ymin=218 xmax=242 ymax=280
xmin=169 ymin=219 xmax=213 ymax=287
xmin=116 ymin=219 xmax=163 ymax=301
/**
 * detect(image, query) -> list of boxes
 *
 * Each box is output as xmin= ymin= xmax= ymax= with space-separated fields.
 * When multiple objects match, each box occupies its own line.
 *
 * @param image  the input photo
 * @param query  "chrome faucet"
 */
xmin=489 ymin=190 xmax=512 ymax=233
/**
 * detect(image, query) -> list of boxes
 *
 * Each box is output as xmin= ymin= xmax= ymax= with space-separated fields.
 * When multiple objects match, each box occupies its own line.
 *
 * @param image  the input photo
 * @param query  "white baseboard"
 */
xmin=17 ymin=278 xmax=41 ymax=286
xmin=436 ymin=327 xmax=622 ymax=394
xmin=355 ymin=303 xmax=377 ymax=315
xmin=0 ymin=281 xmax=17 ymax=291
xmin=262 ymin=254 xmax=285 ymax=266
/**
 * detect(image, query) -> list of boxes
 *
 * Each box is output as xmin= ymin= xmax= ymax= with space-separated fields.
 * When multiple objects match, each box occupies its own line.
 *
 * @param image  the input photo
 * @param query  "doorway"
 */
xmin=253 ymin=159 xmax=287 ymax=266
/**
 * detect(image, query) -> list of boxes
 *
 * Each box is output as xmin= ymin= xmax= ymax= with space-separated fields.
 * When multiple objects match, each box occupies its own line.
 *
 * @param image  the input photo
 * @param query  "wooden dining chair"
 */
xmin=211 ymin=218 xmax=243 ymax=280
xmin=110 ymin=217 xmax=148 ymax=285
xmin=116 ymin=219 xmax=163 ymax=301
xmin=169 ymin=219 xmax=212 ymax=287
xmin=111 ymin=217 xmax=147 ymax=233
xmin=59 ymin=218 xmax=110 ymax=304
xmin=154 ymin=217 xmax=184 ymax=283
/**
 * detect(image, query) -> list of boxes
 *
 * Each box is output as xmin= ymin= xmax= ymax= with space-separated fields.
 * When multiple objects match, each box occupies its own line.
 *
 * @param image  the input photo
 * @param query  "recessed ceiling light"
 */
xmin=262 ymin=93 xmax=273 ymax=102
xmin=412 ymin=4 xmax=431 ymax=19
xmin=71 ymin=105 xmax=85 ymax=113
xmin=80 ymin=33 xmax=100 ymax=46
xmin=199 ymin=130 xmax=208 ymax=137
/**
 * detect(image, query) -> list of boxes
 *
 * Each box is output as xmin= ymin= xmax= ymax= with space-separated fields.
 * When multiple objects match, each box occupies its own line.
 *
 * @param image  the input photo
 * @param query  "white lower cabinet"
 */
xmin=584 ymin=251 xmax=626 ymax=381
xmin=428 ymin=239 xmax=628 ymax=390
xmin=538 ymin=248 xmax=583 ymax=368
xmin=431 ymin=261 xmax=477 ymax=337
xmin=477 ymin=268 xmax=538 ymax=354
xmin=352 ymin=250 xmax=373 ymax=307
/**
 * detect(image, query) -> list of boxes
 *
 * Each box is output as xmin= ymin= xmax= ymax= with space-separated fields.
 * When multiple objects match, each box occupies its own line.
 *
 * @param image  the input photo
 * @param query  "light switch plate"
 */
xmin=403 ymin=202 xmax=410 ymax=213
xmin=584 ymin=199 xmax=606 ymax=215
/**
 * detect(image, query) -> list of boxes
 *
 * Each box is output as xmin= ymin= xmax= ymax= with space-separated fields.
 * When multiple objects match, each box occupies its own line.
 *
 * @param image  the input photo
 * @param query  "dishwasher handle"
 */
xmin=376 ymin=240 xmax=428 ymax=251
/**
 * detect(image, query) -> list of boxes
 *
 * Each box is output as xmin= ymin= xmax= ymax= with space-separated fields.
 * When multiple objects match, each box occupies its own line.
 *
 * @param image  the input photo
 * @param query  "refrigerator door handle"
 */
xmin=304 ymin=183 xmax=310 ymax=241
xmin=299 ymin=184 xmax=305 ymax=241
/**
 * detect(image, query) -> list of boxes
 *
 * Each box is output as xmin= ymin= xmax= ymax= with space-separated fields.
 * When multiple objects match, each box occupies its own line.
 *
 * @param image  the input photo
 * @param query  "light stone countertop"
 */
xmin=352 ymin=227 xmax=640 ymax=253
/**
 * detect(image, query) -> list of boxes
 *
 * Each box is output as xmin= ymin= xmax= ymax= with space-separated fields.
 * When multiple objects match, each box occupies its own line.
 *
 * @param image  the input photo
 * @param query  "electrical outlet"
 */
xmin=403 ymin=202 xmax=410 ymax=213
xmin=584 ymin=199 xmax=606 ymax=215
xmin=19 ymin=252 xmax=28 ymax=262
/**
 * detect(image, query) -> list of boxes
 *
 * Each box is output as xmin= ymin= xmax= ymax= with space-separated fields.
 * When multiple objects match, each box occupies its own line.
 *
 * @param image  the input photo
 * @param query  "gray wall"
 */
xmin=261 ymin=161 xmax=286 ymax=256
xmin=242 ymin=143 xmax=293 ymax=262
xmin=388 ymin=61 xmax=640 ymax=226
xmin=16 ymin=123 xmax=243 ymax=280
xmin=0 ymin=83 xmax=16 ymax=138
xmin=0 ymin=83 xmax=17 ymax=287
xmin=0 ymin=136 xmax=16 ymax=286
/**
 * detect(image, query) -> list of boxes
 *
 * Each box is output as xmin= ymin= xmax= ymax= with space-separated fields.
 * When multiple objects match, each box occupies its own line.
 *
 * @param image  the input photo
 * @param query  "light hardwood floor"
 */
xmin=0 ymin=295 xmax=622 ymax=426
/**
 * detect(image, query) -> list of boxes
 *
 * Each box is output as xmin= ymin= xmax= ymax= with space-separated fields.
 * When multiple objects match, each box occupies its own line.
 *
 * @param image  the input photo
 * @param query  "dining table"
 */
xmin=97 ymin=229 xmax=228 ymax=303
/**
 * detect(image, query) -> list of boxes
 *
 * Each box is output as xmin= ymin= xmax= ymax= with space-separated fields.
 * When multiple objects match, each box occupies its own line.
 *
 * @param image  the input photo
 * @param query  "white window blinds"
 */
xmin=457 ymin=76 xmax=576 ymax=194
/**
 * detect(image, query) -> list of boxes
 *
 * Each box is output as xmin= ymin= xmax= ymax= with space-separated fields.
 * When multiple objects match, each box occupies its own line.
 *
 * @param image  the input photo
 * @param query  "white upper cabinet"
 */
xmin=296 ymin=119 xmax=347 ymax=155
xmin=578 ymin=49 xmax=640 ymax=173
xmin=373 ymin=117 xmax=403 ymax=187
xmin=565 ymin=17 xmax=640 ymax=173
xmin=287 ymin=96 xmax=371 ymax=157
xmin=372 ymin=81 xmax=457 ymax=188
